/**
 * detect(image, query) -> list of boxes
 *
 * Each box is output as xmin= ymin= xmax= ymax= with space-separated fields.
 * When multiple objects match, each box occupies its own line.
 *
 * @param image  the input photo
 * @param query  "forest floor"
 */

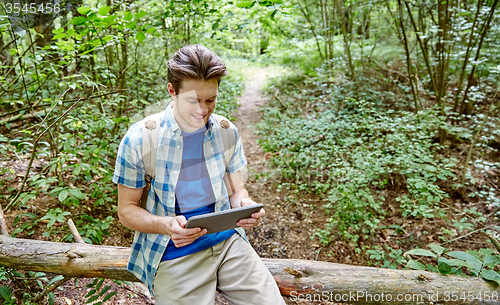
xmin=1 ymin=66 xmax=497 ymax=304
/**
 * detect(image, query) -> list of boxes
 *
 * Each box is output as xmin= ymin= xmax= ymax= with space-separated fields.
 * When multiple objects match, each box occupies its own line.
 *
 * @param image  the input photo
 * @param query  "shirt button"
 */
xmin=174 ymin=170 xmax=178 ymax=174
xmin=177 ymin=145 xmax=181 ymax=149
xmin=170 ymin=194 xmax=174 ymax=198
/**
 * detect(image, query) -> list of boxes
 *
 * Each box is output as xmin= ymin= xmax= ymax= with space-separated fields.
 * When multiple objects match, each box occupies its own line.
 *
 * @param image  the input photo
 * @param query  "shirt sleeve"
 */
xmin=227 ymin=127 xmax=247 ymax=174
xmin=112 ymin=123 xmax=146 ymax=189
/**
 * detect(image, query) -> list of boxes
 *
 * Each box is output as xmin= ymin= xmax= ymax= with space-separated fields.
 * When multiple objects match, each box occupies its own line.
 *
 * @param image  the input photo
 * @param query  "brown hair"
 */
xmin=167 ymin=44 xmax=228 ymax=95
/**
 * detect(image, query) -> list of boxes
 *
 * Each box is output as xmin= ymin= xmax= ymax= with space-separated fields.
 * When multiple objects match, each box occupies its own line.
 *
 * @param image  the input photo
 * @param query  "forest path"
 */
xmin=230 ymin=66 xmax=338 ymax=305
xmin=232 ymin=66 xmax=274 ymax=171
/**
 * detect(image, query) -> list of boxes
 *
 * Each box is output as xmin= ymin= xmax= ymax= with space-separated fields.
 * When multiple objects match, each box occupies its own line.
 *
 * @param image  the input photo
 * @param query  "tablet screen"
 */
xmin=185 ymin=204 xmax=264 ymax=235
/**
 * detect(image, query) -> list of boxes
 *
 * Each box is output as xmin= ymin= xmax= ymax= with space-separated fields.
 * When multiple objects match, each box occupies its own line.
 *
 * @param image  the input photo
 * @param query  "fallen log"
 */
xmin=0 ymin=235 xmax=498 ymax=304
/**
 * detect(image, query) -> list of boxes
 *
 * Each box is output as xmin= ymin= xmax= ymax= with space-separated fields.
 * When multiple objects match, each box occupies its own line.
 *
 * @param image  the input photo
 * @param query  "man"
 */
xmin=113 ymin=44 xmax=285 ymax=305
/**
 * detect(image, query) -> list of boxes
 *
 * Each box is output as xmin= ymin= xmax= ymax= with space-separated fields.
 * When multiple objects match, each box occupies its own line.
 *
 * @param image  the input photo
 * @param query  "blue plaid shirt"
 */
xmin=112 ymin=103 xmax=247 ymax=295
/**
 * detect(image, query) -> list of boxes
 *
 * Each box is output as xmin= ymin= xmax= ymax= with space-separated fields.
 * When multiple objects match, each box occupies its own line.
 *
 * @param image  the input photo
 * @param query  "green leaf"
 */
xmin=74 ymin=164 xmax=81 ymax=176
xmin=98 ymin=6 xmax=111 ymax=16
xmin=85 ymin=289 xmax=97 ymax=298
xmin=126 ymin=21 xmax=137 ymax=29
xmin=480 ymin=269 xmax=500 ymax=285
xmin=438 ymin=257 xmax=452 ymax=274
xmin=53 ymin=33 xmax=66 ymax=40
xmin=99 ymin=285 xmax=111 ymax=297
xmin=0 ymin=286 xmax=12 ymax=301
xmin=48 ymin=218 xmax=55 ymax=228
xmin=49 ymin=275 xmax=64 ymax=285
xmin=236 ymin=1 xmax=255 ymax=8
xmin=446 ymin=251 xmax=482 ymax=276
xmin=72 ymin=16 xmax=87 ymax=25
xmin=96 ymin=278 xmax=104 ymax=291
xmin=405 ymin=249 xmax=436 ymax=258
xmin=135 ymin=31 xmax=145 ymax=42
xmin=102 ymin=291 xmax=117 ymax=302
xmin=136 ymin=10 xmax=147 ymax=18
xmin=52 ymin=27 xmax=64 ymax=34
xmin=64 ymin=138 xmax=72 ymax=151
xmin=77 ymin=6 xmax=92 ymax=15
xmin=69 ymin=189 xmax=85 ymax=199
xmin=446 ymin=251 xmax=482 ymax=265
xmin=426 ymin=264 xmax=438 ymax=273
xmin=447 ymin=259 xmax=470 ymax=268
xmin=483 ymin=255 xmax=500 ymax=267
xmin=212 ymin=20 xmax=220 ymax=31
xmin=124 ymin=11 xmax=132 ymax=21
xmin=406 ymin=259 xmax=426 ymax=270
xmin=146 ymin=27 xmax=156 ymax=34
xmin=58 ymin=190 xmax=69 ymax=202
xmin=428 ymin=244 xmax=445 ymax=256
xmin=86 ymin=295 xmax=99 ymax=303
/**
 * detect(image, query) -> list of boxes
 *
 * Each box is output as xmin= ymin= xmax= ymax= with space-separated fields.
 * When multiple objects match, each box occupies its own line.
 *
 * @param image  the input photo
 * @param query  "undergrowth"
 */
xmin=257 ymin=70 xmax=500 ymax=247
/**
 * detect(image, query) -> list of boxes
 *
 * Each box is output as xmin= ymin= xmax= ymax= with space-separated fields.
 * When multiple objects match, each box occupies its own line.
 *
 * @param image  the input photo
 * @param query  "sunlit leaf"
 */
xmin=98 ymin=6 xmax=111 ymax=16
xmin=136 ymin=10 xmax=147 ymax=18
xmin=236 ymin=1 xmax=255 ymax=8
xmin=72 ymin=16 xmax=87 ymax=25
xmin=481 ymin=269 xmax=500 ymax=285
xmin=405 ymin=249 xmax=436 ymax=258
xmin=406 ymin=259 xmax=426 ymax=270
xmin=58 ymin=190 xmax=69 ymax=202
xmin=136 ymin=31 xmax=145 ymax=42
xmin=77 ymin=6 xmax=92 ymax=15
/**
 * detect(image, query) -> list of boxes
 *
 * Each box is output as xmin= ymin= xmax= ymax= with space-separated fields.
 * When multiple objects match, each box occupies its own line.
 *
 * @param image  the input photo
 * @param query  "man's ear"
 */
xmin=167 ymin=83 xmax=176 ymax=99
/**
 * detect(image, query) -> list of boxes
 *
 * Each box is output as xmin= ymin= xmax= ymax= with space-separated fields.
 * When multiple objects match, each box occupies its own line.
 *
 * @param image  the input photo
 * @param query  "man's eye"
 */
xmin=189 ymin=100 xmax=198 ymax=103
xmin=207 ymin=100 xmax=215 ymax=103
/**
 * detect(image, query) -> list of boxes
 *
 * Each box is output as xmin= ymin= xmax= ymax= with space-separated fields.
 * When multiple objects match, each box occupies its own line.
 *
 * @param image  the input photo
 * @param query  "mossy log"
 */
xmin=0 ymin=235 xmax=499 ymax=304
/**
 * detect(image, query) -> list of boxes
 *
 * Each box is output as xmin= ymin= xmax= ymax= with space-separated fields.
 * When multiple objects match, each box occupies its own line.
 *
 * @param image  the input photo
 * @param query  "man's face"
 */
xmin=169 ymin=78 xmax=218 ymax=132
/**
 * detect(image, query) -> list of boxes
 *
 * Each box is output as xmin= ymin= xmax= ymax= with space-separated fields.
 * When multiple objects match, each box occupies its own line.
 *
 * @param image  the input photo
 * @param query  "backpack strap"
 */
xmin=140 ymin=112 xmax=161 ymax=209
xmin=212 ymin=114 xmax=239 ymax=196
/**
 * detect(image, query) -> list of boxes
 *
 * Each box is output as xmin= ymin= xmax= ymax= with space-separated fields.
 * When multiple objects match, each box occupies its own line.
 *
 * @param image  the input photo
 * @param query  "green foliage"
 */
xmin=76 ymin=214 xmax=114 ymax=244
xmin=258 ymin=81 xmax=456 ymax=243
xmin=84 ymin=278 xmax=117 ymax=304
xmin=39 ymin=208 xmax=71 ymax=228
xmin=0 ymin=286 xmax=16 ymax=305
xmin=0 ymin=268 xmax=68 ymax=304
xmin=366 ymin=246 xmax=407 ymax=269
xmin=12 ymin=212 xmax=38 ymax=237
xmin=404 ymin=244 xmax=500 ymax=284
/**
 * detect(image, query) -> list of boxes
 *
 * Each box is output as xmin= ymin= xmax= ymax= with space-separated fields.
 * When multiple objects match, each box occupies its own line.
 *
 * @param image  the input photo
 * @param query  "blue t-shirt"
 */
xmin=175 ymin=125 xmax=215 ymax=213
xmin=161 ymin=203 xmax=235 ymax=261
xmin=162 ymin=125 xmax=234 ymax=261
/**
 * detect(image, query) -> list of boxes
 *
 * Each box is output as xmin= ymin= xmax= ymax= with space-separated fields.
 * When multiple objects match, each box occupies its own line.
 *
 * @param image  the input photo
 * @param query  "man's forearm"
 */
xmin=229 ymin=187 xmax=250 ymax=208
xmin=118 ymin=204 xmax=172 ymax=236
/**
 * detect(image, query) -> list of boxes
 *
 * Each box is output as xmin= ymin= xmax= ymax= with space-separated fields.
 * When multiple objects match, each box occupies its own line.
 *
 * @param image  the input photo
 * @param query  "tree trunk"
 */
xmin=336 ymin=0 xmax=354 ymax=79
xmin=0 ymin=235 xmax=498 ymax=304
xmin=397 ymin=0 xmax=420 ymax=113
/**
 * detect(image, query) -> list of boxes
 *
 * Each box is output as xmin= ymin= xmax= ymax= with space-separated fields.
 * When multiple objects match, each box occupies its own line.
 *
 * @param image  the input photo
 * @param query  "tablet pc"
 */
xmin=185 ymin=204 xmax=264 ymax=235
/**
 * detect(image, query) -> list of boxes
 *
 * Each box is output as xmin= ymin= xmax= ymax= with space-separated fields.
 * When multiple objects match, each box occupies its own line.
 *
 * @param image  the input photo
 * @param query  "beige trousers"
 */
xmin=153 ymin=233 xmax=285 ymax=305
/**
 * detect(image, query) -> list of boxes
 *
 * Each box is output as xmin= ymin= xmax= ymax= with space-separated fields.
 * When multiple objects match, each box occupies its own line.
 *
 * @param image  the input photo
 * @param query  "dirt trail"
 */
xmin=232 ymin=68 xmax=338 ymax=305
xmin=233 ymin=67 xmax=270 ymax=173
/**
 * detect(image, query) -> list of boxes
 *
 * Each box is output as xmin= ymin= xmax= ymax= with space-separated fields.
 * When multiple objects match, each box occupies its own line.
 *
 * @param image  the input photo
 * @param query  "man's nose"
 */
xmin=197 ymin=101 xmax=209 ymax=115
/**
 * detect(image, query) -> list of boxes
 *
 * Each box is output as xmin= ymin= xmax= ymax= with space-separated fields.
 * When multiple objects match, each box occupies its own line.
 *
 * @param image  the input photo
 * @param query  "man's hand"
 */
xmin=168 ymin=216 xmax=207 ymax=247
xmin=236 ymin=197 xmax=265 ymax=230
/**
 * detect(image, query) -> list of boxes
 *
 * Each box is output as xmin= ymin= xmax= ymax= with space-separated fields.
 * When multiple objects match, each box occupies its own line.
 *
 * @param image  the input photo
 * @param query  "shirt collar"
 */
xmin=164 ymin=101 xmax=181 ymax=135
